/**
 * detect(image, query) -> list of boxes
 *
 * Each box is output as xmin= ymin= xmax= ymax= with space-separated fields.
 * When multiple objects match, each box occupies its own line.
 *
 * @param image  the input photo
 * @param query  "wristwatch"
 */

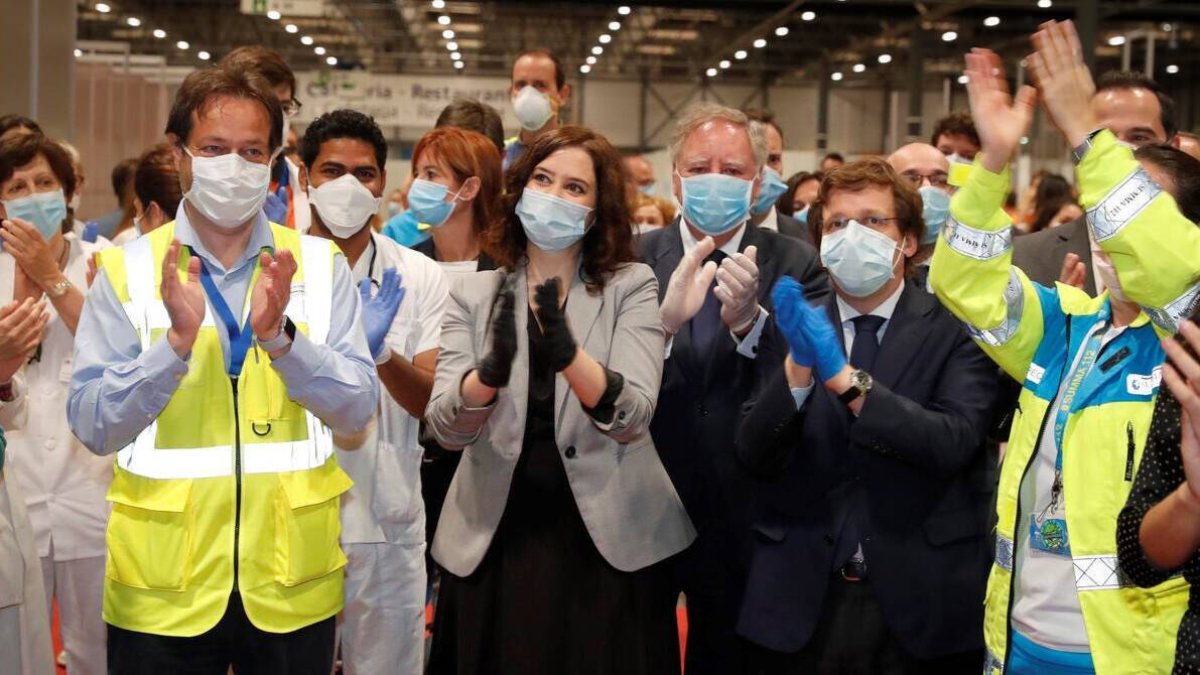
xmin=47 ymin=278 xmax=72 ymax=298
xmin=1071 ymin=128 xmax=1106 ymax=165
xmin=837 ymin=369 xmax=874 ymax=405
xmin=257 ymin=317 xmax=294 ymax=352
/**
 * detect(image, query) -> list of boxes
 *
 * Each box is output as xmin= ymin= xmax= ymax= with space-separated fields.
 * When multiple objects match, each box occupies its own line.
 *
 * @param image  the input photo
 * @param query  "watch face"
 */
xmin=852 ymin=370 xmax=872 ymax=391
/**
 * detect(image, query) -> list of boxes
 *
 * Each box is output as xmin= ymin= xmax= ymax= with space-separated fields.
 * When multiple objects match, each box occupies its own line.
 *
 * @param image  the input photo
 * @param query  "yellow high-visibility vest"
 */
xmin=95 ymin=221 xmax=353 ymax=637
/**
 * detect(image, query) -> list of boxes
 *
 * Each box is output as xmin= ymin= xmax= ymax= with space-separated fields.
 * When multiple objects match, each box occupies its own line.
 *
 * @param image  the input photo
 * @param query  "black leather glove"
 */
xmin=477 ymin=274 xmax=518 ymax=388
xmin=534 ymin=277 xmax=577 ymax=372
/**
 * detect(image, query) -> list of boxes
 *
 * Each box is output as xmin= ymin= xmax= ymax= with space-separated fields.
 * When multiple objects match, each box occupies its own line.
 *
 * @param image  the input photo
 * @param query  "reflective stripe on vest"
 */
xmin=113 ymin=229 xmax=336 ymax=479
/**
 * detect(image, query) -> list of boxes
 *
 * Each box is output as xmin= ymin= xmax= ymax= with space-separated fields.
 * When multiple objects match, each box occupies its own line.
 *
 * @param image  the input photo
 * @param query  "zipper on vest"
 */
xmin=1125 ymin=422 xmax=1136 ymax=481
xmin=231 ymin=375 xmax=243 ymax=592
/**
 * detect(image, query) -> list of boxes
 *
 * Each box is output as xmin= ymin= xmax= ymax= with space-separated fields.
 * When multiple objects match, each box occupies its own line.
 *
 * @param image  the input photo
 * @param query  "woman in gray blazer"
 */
xmin=425 ymin=126 xmax=695 ymax=675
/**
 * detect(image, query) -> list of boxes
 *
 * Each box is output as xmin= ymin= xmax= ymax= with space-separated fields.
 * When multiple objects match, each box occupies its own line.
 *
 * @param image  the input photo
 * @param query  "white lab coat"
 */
xmin=0 ymin=375 xmax=55 ymax=675
xmin=2 ymin=232 xmax=114 ymax=563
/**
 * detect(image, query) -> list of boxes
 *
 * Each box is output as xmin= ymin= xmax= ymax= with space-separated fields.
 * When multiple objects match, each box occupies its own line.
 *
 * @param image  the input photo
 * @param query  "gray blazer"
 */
xmin=426 ymin=262 xmax=696 ymax=577
xmin=1012 ymin=216 xmax=1096 ymax=295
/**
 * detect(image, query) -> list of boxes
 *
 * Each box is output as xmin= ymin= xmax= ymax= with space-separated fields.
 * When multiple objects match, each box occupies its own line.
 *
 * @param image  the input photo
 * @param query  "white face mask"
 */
xmin=512 ymin=86 xmax=554 ymax=131
xmin=309 ymin=174 xmax=383 ymax=239
xmin=1091 ymin=244 xmax=1127 ymax=302
xmin=183 ymin=148 xmax=272 ymax=229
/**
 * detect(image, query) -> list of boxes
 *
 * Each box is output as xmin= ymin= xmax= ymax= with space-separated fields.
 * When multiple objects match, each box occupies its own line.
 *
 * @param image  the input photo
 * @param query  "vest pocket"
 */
xmin=274 ymin=465 xmax=353 ymax=587
xmin=104 ymin=474 xmax=194 ymax=591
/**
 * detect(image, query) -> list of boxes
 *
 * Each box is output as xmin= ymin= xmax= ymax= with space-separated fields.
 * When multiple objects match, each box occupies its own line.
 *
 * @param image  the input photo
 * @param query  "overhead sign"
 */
xmin=240 ymin=0 xmax=325 ymax=18
xmin=294 ymin=71 xmax=517 ymax=129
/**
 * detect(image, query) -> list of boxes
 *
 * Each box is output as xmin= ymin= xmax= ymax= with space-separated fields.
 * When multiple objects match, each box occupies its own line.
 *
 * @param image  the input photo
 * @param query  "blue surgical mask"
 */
xmin=795 ymin=206 xmax=809 ymax=225
xmin=918 ymin=185 xmax=951 ymax=245
xmin=516 ymin=188 xmax=593 ymax=252
xmin=678 ymin=172 xmax=753 ymax=236
xmin=3 ymin=189 xmax=67 ymax=239
xmin=820 ymin=220 xmax=902 ymax=298
xmin=752 ymin=168 xmax=788 ymax=215
xmin=407 ymin=178 xmax=464 ymax=228
xmin=639 ymin=183 xmax=657 ymax=196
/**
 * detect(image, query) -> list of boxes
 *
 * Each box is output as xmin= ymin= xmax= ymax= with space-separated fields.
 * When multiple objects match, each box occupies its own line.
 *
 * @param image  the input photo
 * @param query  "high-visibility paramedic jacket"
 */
xmin=92 ymin=221 xmax=354 ymax=637
xmin=930 ymin=160 xmax=1188 ymax=674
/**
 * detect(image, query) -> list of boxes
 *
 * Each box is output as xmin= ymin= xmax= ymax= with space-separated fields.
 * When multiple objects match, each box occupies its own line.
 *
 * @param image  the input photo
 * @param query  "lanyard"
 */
xmin=1046 ymin=320 xmax=1108 ymax=511
xmin=196 ymin=254 xmax=259 ymax=377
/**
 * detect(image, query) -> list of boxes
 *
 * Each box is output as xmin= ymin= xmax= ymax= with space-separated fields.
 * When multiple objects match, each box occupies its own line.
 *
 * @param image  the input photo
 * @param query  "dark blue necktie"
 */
xmin=832 ymin=314 xmax=886 ymax=570
xmin=689 ymin=249 xmax=727 ymax=357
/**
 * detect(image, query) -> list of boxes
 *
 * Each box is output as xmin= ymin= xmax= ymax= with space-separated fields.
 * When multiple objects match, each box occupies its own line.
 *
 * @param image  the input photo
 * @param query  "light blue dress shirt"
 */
xmin=68 ymin=207 xmax=379 ymax=456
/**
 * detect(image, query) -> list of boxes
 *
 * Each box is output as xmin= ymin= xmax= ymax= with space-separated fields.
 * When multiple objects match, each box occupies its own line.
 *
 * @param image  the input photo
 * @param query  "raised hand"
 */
xmin=359 ymin=267 xmax=407 ymax=361
xmin=1029 ymin=20 xmax=1099 ymax=147
xmin=772 ymin=277 xmax=817 ymax=367
xmin=0 ymin=297 xmax=48 ymax=361
xmin=1 ymin=217 xmax=65 ymax=294
xmin=714 ymin=245 xmax=761 ymax=334
xmin=250 ymin=249 xmax=298 ymax=342
xmin=476 ymin=273 xmax=518 ymax=388
xmin=1058 ymin=252 xmax=1087 ymax=290
xmin=161 ymin=240 xmax=205 ymax=357
xmin=533 ymin=277 xmax=578 ymax=372
xmin=660 ymin=235 xmax=718 ymax=336
xmin=263 ymin=184 xmax=290 ymax=225
xmin=963 ymin=48 xmax=1037 ymax=174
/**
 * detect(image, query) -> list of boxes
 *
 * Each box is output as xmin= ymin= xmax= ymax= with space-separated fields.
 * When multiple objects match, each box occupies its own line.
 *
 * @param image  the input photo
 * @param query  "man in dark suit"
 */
xmin=639 ymin=103 xmax=830 ymax=675
xmin=1014 ymin=70 xmax=1179 ymax=293
xmin=736 ymin=158 xmax=996 ymax=673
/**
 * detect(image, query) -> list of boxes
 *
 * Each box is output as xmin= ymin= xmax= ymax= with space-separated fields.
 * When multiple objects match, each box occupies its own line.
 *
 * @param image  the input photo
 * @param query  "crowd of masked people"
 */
xmin=3 ymin=17 xmax=1200 ymax=675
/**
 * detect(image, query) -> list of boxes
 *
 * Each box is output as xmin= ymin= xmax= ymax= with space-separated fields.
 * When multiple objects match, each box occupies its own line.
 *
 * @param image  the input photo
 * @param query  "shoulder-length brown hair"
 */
xmin=485 ymin=125 xmax=634 ymax=293
xmin=411 ymin=127 xmax=502 ymax=244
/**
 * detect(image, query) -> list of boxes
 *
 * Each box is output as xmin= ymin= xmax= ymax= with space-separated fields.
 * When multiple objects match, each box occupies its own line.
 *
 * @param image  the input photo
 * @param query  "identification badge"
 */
xmin=1029 ymin=514 xmax=1071 ymax=556
xmin=59 ymin=357 xmax=73 ymax=384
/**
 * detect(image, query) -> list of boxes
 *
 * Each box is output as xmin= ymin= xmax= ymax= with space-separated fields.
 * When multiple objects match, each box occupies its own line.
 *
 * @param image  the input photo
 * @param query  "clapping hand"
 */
xmin=660 ymin=236 xmax=718 ymax=336
xmin=161 ymin=240 xmax=205 ymax=357
xmin=533 ymin=277 xmax=578 ymax=372
xmin=263 ymin=184 xmax=290 ymax=225
xmin=477 ymin=273 xmax=518 ymax=388
xmin=359 ymin=267 xmax=406 ymax=362
xmin=250 ymin=249 xmax=298 ymax=344
xmin=715 ymin=245 xmax=761 ymax=335
xmin=771 ymin=277 xmax=846 ymax=384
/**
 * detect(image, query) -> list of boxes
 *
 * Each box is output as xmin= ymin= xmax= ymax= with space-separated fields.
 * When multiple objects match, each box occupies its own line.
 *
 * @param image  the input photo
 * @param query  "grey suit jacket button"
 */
xmin=564 ymin=445 xmax=577 ymax=459
xmin=618 ymin=410 xmax=627 ymax=420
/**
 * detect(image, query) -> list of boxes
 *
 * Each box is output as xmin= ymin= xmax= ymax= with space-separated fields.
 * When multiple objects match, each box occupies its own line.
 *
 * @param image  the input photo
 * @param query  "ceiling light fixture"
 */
xmin=152 ymin=28 xmax=166 ymax=38
xmin=176 ymin=40 xmax=189 ymax=50
xmin=326 ymin=56 xmax=338 ymax=66
xmin=984 ymin=16 xmax=1000 ymax=27
xmin=443 ymin=29 xmax=454 ymax=39
xmin=609 ymin=21 xmax=620 ymax=31
xmin=878 ymin=53 xmax=892 ymax=64
xmin=618 ymin=6 xmax=631 ymax=15
xmin=942 ymin=30 xmax=958 ymax=42
xmin=958 ymin=74 xmax=969 ymax=84
xmin=706 ymin=67 xmax=718 ymax=77
xmin=1037 ymin=0 xmax=1052 ymax=8
xmin=301 ymin=36 xmax=313 ymax=45
xmin=451 ymin=51 xmax=462 ymax=59
xmin=753 ymin=38 xmax=767 ymax=48
xmin=1166 ymin=64 xmax=1180 ymax=74
xmin=437 ymin=15 xmax=451 ymax=25
xmin=447 ymin=41 xmax=458 ymax=50
xmin=719 ymin=59 xmax=731 ymax=68
xmin=455 ymin=61 xmax=465 ymax=69
xmin=432 ymin=0 xmax=445 ymax=8
xmin=586 ymin=56 xmax=597 ymax=65
xmin=734 ymin=50 xmax=747 ymax=60
xmin=1107 ymin=35 xmax=1126 ymax=46
xmin=266 ymin=10 xmax=281 ymax=20
xmin=314 ymin=46 xmax=326 ymax=55
xmin=592 ymin=46 xmax=603 ymax=55
xmin=284 ymin=23 xmax=298 ymax=33
xmin=775 ymin=26 xmax=789 ymax=37
xmin=801 ymin=11 xmax=816 ymax=21
xmin=852 ymin=63 xmax=865 ymax=73
xmin=94 ymin=3 xmax=111 ymax=13
xmin=831 ymin=72 xmax=844 ymax=81
xmin=198 ymin=51 xmax=211 ymax=61
xmin=580 ymin=64 xmax=591 ymax=74
xmin=126 ymin=17 xmax=141 ymax=27
xmin=599 ymin=34 xmax=612 ymax=44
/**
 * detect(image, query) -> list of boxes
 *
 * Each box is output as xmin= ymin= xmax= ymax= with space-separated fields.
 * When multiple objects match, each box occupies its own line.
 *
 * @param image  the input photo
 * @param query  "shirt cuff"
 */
xmin=147 ymin=335 xmax=191 ymax=383
xmin=268 ymin=329 xmax=318 ymax=382
xmin=732 ymin=306 xmax=769 ymax=359
xmin=790 ymin=382 xmax=815 ymax=410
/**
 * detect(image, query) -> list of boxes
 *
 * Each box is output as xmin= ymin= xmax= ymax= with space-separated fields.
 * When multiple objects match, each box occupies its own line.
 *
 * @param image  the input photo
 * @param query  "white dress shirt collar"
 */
xmin=836 ymin=280 xmax=906 ymax=349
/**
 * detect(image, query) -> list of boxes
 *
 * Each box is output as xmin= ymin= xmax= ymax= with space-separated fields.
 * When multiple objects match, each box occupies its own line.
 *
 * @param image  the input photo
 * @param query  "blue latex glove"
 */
xmin=263 ymin=184 xmax=290 ymax=224
xmin=359 ymin=267 xmax=406 ymax=361
xmin=771 ymin=277 xmax=816 ymax=367
xmin=771 ymin=276 xmax=847 ymax=382
xmin=82 ymin=222 xmax=99 ymax=243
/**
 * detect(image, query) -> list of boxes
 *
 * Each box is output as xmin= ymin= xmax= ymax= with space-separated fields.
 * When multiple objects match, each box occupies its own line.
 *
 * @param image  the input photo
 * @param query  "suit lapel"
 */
xmin=870 ymin=285 xmax=935 ymax=389
xmin=555 ymin=263 xmax=604 ymax=428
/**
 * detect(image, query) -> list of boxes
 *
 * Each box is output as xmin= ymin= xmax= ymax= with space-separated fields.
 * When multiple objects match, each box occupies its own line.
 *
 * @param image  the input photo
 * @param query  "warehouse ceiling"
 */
xmin=74 ymin=0 xmax=1198 ymax=85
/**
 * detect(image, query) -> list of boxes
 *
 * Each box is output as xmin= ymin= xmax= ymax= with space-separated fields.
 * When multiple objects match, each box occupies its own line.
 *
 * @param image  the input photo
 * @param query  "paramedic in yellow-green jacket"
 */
xmin=931 ymin=40 xmax=1195 ymax=674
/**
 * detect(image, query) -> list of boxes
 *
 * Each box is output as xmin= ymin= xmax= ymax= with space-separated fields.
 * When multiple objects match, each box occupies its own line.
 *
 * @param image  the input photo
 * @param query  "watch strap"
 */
xmin=1071 ymin=128 xmax=1106 ymax=165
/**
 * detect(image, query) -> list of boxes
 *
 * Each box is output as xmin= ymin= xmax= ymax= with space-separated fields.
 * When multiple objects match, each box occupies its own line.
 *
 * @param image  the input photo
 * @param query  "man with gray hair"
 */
xmin=638 ymin=102 xmax=830 ymax=675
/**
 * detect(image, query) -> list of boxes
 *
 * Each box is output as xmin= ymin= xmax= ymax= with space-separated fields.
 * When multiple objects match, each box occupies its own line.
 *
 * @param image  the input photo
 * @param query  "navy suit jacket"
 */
xmin=735 ymin=283 xmax=998 ymax=658
xmin=638 ymin=220 xmax=830 ymax=556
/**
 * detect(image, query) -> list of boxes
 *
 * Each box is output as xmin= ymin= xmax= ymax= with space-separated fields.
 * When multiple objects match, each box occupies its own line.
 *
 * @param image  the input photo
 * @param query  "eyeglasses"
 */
xmin=281 ymin=99 xmax=303 ymax=118
xmin=826 ymin=216 xmax=900 ymax=229
xmin=900 ymin=171 xmax=949 ymax=189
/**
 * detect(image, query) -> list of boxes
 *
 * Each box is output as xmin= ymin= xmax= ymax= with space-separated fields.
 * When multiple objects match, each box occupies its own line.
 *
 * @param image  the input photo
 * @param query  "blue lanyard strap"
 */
xmin=1047 ymin=320 xmax=1108 ymax=508
xmin=196 ymin=255 xmax=256 ymax=377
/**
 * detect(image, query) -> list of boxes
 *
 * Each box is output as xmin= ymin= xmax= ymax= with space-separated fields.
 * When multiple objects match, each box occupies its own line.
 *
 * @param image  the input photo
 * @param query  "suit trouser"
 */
xmin=39 ymin=549 xmax=105 ymax=675
xmin=340 ymin=541 xmax=426 ymax=675
xmin=106 ymin=592 xmax=336 ymax=675
xmin=0 ymin=475 xmax=53 ymax=675
xmin=746 ymin=575 xmax=981 ymax=675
